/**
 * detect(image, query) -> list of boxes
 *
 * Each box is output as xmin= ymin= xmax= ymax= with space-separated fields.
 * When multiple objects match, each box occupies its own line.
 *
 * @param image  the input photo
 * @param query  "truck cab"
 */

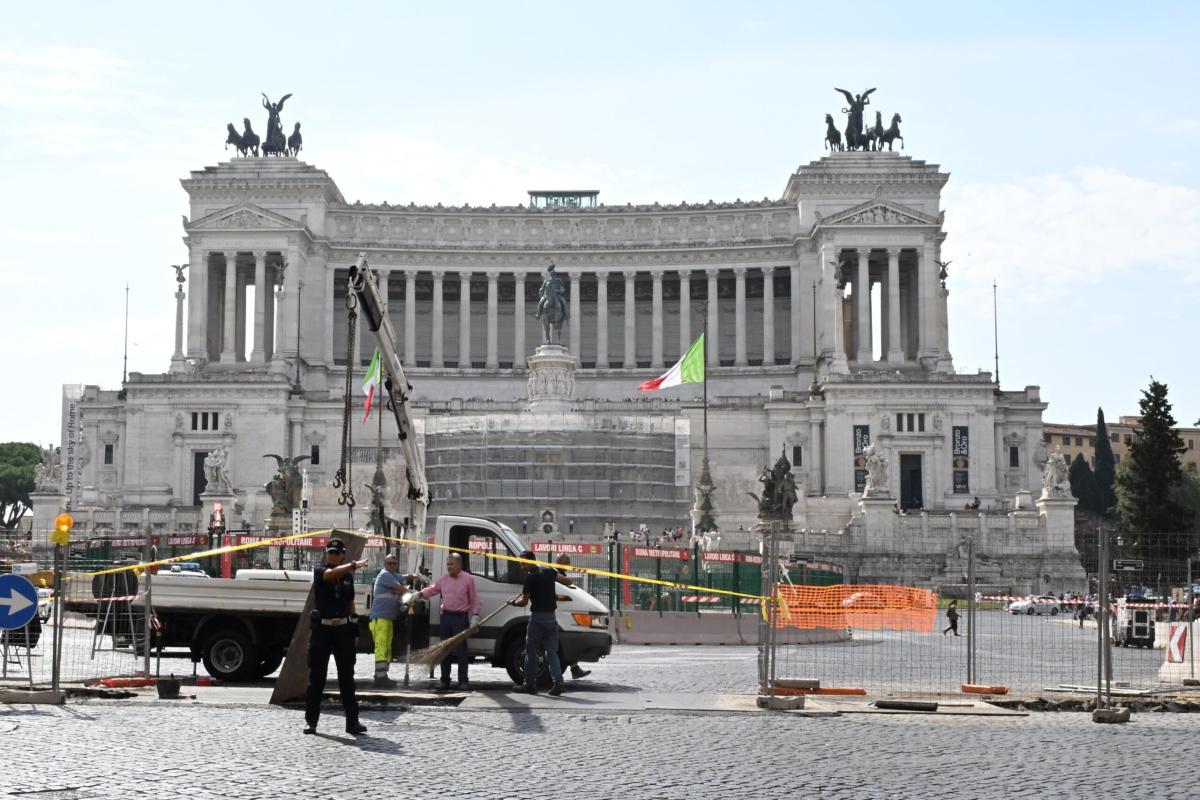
xmin=399 ymin=515 xmax=611 ymax=684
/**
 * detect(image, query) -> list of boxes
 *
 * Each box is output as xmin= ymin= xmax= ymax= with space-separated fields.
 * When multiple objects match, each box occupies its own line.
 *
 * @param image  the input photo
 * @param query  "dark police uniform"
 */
xmin=305 ymin=560 xmax=361 ymax=732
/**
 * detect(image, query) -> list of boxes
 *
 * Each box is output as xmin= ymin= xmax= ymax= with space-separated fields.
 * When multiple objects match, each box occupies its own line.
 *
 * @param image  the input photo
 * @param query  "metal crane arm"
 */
xmin=347 ymin=254 xmax=429 ymax=540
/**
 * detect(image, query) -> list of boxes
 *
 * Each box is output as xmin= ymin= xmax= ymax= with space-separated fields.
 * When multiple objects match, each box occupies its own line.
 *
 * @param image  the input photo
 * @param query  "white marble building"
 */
xmin=48 ymin=144 xmax=1076 ymax=592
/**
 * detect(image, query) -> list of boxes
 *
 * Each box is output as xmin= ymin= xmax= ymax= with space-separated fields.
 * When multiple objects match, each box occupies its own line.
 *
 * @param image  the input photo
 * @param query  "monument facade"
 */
xmin=44 ymin=91 xmax=1079 ymax=592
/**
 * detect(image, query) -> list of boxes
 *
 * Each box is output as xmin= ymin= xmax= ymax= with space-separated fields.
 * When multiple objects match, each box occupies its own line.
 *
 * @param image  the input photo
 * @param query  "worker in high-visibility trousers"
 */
xmin=369 ymin=553 xmax=406 ymax=687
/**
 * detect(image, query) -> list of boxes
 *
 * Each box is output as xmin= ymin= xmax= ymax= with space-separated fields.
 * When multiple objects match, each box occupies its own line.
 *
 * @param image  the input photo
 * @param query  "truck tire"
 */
xmin=201 ymin=629 xmax=260 ymax=681
xmin=503 ymin=634 xmax=556 ymax=688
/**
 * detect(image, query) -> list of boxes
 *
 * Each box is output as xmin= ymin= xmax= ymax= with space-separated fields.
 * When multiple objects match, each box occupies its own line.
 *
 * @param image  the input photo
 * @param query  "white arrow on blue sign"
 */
xmin=0 ymin=574 xmax=38 ymax=630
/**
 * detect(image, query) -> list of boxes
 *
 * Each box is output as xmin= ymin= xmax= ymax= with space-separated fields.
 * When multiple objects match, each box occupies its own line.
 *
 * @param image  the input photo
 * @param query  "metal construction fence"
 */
xmin=760 ymin=528 xmax=1200 ymax=700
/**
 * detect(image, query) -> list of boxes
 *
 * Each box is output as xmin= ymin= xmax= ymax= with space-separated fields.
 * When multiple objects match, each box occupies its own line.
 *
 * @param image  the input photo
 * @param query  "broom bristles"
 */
xmin=410 ymin=624 xmax=479 ymax=668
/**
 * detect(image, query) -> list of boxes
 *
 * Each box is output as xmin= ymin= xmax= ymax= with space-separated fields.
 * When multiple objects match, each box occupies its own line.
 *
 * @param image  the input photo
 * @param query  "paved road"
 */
xmin=3 ymin=646 xmax=1199 ymax=800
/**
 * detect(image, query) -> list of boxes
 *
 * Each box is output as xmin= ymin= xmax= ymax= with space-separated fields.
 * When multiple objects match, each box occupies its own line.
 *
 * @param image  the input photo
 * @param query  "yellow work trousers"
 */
xmin=369 ymin=617 xmax=394 ymax=663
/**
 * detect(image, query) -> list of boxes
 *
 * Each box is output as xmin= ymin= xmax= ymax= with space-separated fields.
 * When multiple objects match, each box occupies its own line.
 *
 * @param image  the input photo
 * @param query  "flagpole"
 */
xmin=702 ymin=315 xmax=709 ymax=462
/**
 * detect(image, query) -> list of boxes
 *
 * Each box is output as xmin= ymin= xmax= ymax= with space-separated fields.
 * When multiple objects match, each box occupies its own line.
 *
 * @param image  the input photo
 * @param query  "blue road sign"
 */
xmin=0 ymin=574 xmax=38 ymax=630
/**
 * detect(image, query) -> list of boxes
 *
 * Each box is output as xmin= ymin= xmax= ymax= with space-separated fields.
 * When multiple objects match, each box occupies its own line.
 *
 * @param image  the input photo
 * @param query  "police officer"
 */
xmin=304 ymin=538 xmax=369 ymax=735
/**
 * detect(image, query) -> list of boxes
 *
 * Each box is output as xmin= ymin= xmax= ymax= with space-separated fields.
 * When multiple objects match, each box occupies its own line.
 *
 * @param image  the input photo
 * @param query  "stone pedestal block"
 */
xmin=200 ymin=490 xmax=238 ymax=535
xmin=526 ymin=344 xmax=576 ymax=412
xmin=859 ymin=496 xmax=899 ymax=552
xmin=29 ymin=491 xmax=68 ymax=546
xmin=1036 ymin=495 xmax=1077 ymax=552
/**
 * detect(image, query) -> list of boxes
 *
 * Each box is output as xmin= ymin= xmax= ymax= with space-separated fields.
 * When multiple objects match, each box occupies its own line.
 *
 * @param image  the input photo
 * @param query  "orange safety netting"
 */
xmin=774 ymin=584 xmax=938 ymax=633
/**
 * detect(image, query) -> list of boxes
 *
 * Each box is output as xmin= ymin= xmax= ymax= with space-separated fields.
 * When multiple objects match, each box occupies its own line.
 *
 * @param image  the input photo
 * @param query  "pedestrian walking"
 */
xmin=368 ymin=553 xmax=407 ymax=687
xmin=942 ymin=599 xmax=960 ymax=636
xmin=511 ymin=549 xmax=572 ymax=696
xmin=554 ymin=554 xmax=592 ymax=680
xmin=304 ymin=538 xmax=368 ymax=736
xmin=419 ymin=552 xmax=481 ymax=690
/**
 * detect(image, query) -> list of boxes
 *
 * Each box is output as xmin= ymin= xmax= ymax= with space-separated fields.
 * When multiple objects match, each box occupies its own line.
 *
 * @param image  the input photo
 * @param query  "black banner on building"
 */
xmin=952 ymin=425 xmax=969 ymax=494
xmin=853 ymin=425 xmax=870 ymax=493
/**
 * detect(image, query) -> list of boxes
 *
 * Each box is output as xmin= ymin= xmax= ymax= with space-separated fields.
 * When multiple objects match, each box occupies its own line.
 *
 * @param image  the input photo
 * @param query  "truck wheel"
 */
xmin=202 ymin=629 xmax=259 ymax=681
xmin=1027 ymin=608 xmax=1035 ymax=616
xmin=1050 ymin=607 xmax=1059 ymax=616
xmin=504 ymin=635 xmax=553 ymax=688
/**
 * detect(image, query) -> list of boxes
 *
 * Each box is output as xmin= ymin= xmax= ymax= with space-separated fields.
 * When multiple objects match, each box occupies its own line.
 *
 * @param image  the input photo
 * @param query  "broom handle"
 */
xmin=475 ymin=595 xmax=521 ymax=627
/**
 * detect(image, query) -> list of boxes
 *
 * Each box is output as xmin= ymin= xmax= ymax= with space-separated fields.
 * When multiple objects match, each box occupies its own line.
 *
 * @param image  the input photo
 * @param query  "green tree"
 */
xmin=1093 ymin=407 xmax=1117 ymax=515
xmin=1068 ymin=453 xmax=1102 ymax=515
xmin=0 ymin=442 xmax=41 ymax=529
xmin=1115 ymin=379 xmax=1191 ymax=570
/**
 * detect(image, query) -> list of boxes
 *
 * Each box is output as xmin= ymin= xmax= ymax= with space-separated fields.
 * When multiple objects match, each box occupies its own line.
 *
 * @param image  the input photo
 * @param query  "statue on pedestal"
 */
xmin=34 ymin=445 xmax=62 ymax=492
xmin=863 ymin=442 xmax=890 ymax=497
xmin=536 ymin=261 xmax=568 ymax=345
xmin=263 ymin=454 xmax=310 ymax=516
xmin=203 ymin=447 xmax=233 ymax=494
xmin=1040 ymin=449 xmax=1071 ymax=499
xmin=749 ymin=448 xmax=799 ymax=520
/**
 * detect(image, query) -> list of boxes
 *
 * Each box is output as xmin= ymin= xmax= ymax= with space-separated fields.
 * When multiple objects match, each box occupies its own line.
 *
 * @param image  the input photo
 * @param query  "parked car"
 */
xmin=37 ymin=587 xmax=53 ymax=622
xmin=1007 ymin=595 xmax=1060 ymax=615
xmin=166 ymin=563 xmax=210 ymax=578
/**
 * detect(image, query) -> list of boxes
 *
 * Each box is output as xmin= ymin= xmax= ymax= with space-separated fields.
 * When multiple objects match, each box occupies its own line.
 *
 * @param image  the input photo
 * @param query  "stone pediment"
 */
xmin=186 ymin=203 xmax=304 ymax=232
xmin=814 ymin=200 xmax=941 ymax=230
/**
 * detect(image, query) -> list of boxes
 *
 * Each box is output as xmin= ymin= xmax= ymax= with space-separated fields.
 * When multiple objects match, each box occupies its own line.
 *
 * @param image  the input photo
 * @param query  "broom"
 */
xmin=410 ymin=597 xmax=517 ymax=669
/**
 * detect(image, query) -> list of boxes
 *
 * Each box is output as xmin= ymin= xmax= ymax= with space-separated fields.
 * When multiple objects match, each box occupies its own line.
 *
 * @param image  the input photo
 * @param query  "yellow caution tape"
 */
xmin=86 ymin=528 xmax=770 ymax=603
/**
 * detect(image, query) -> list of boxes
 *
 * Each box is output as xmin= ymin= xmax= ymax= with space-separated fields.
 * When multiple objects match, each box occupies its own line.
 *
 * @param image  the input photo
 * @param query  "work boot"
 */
xmin=570 ymin=665 xmax=591 ymax=679
xmin=374 ymin=664 xmax=397 ymax=688
xmin=513 ymin=684 xmax=538 ymax=694
xmin=346 ymin=721 xmax=368 ymax=735
xmin=548 ymin=682 xmax=565 ymax=696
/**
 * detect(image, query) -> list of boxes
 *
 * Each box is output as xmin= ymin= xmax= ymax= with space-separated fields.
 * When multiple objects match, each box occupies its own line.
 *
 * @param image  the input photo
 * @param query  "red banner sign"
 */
xmin=702 ymin=550 xmax=763 ymax=564
xmin=532 ymin=541 xmax=603 ymax=556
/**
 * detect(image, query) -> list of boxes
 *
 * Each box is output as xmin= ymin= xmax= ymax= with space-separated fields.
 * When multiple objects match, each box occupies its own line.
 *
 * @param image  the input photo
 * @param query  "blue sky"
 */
xmin=2 ymin=1 xmax=1198 ymax=444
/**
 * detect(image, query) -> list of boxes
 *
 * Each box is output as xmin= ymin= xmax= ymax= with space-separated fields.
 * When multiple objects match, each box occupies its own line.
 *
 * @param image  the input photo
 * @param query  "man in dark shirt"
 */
xmin=305 ymin=538 xmax=369 ymax=735
xmin=511 ymin=549 xmax=572 ymax=696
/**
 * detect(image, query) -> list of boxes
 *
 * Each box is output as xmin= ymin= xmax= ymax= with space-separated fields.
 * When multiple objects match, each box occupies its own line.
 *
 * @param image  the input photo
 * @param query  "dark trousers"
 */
xmin=305 ymin=624 xmax=359 ymax=727
xmin=439 ymin=612 xmax=470 ymax=684
xmin=943 ymin=617 xmax=959 ymax=636
xmin=525 ymin=613 xmax=563 ymax=687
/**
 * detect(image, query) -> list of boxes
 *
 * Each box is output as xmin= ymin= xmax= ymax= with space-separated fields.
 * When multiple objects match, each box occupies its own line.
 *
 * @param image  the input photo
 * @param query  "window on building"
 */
xmin=1124 ymin=435 xmax=1132 ymax=445
xmin=1189 ymin=439 xmax=1195 ymax=450
xmin=791 ymin=446 xmax=803 ymax=468
xmin=1075 ymin=436 xmax=1083 ymax=446
xmin=1009 ymin=446 xmax=1020 ymax=468
xmin=1089 ymin=438 xmax=1095 ymax=447
xmin=1114 ymin=453 xmax=1121 ymax=464
xmin=191 ymin=412 xmax=220 ymax=432
xmin=906 ymin=413 xmax=915 ymax=432
xmin=896 ymin=413 xmax=904 ymax=432
xmin=191 ymin=412 xmax=199 ymax=431
xmin=212 ymin=413 xmax=219 ymax=430
xmin=310 ymin=445 xmax=320 ymax=465
xmin=103 ymin=444 xmax=114 ymax=465
xmin=1062 ymin=434 xmax=1072 ymax=445
xmin=918 ymin=413 xmax=926 ymax=433
xmin=1110 ymin=433 xmax=1119 ymax=443
xmin=1043 ymin=433 xmax=1052 ymax=444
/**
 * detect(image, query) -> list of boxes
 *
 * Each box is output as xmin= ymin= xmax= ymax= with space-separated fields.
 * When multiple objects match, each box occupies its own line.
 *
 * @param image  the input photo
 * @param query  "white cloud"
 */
xmin=942 ymin=168 xmax=1200 ymax=303
xmin=1158 ymin=120 xmax=1200 ymax=134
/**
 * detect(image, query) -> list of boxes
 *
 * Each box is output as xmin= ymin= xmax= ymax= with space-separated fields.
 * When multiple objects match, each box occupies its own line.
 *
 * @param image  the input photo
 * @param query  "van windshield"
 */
xmin=497 ymin=523 xmax=526 ymax=555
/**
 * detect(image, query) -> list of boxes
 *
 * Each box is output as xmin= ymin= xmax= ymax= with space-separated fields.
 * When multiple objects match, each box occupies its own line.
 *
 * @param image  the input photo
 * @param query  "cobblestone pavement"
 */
xmin=4 ymin=647 xmax=1199 ymax=800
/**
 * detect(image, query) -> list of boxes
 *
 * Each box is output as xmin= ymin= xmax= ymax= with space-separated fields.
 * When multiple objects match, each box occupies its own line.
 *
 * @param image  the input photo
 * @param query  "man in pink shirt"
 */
xmin=419 ymin=552 xmax=481 ymax=690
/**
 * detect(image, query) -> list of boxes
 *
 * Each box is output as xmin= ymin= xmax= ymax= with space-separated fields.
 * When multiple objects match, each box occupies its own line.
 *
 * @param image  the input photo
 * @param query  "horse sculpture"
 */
xmin=225 ymin=123 xmax=244 ymax=155
xmin=879 ymin=113 xmax=904 ymax=151
xmin=536 ymin=263 xmax=568 ymax=346
xmin=866 ymin=111 xmax=884 ymax=152
xmin=843 ymin=121 xmax=870 ymax=151
xmin=240 ymin=118 xmax=261 ymax=157
xmin=824 ymin=114 xmax=843 ymax=152
xmin=287 ymin=122 xmax=303 ymax=157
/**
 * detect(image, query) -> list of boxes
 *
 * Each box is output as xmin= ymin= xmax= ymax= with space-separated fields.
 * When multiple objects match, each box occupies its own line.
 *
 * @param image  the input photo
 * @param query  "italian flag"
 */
xmin=638 ymin=334 xmax=705 ymax=391
xmin=362 ymin=347 xmax=382 ymax=420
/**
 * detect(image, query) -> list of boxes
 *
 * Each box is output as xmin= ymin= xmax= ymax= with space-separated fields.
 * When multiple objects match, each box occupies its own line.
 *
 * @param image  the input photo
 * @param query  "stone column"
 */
xmin=595 ymin=273 xmax=608 ymax=367
xmin=886 ymin=248 xmax=904 ymax=363
xmin=789 ymin=264 xmax=802 ymax=365
xmin=762 ymin=267 xmax=774 ymax=366
xmin=569 ymin=270 xmax=582 ymax=357
xmin=270 ymin=273 xmax=286 ymax=375
xmin=185 ymin=246 xmax=207 ymax=360
xmin=459 ymin=271 xmax=471 ymax=367
xmin=513 ymin=272 xmax=526 ymax=364
xmin=733 ymin=267 xmax=748 ymax=367
xmin=220 ymin=251 xmax=238 ymax=363
xmin=486 ymin=271 xmax=500 ymax=368
xmin=706 ymin=268 xmax=719 ymax=368
xmin=809 ymin=419 xmax=824 ymax=494
xmin=623 ymin=272 xmax=636 ymax=368
xmin=918 ymin=241 xmax=935 ymax=361
xmin=678 ymin=270 xmax=690 ymax=357
xmin=404 ymin=271 xmax=417 ymax=365
xmin=431 ymin=271 xmax=445 ymax=368
xmin=170 ymin=270 xmax=187 ymax=373
xmin=324 ymin=266 xmax=335 ymax=365
xmin=855 ymin=248 xmax=871 ymax=363
xmin=650 ymin=270 xmax=664 ymax=369
xmin=250 ymin=250 xmax=267 ymax=362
